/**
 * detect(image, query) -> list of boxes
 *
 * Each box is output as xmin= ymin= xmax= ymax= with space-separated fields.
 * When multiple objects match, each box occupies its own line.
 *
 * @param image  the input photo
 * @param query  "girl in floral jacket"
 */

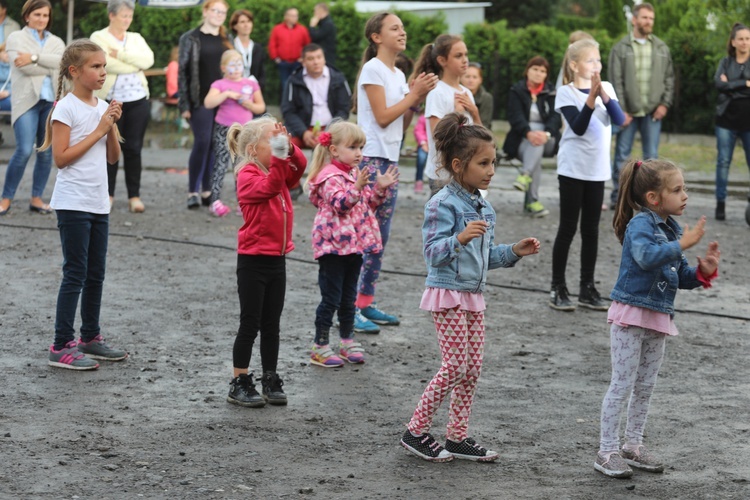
xmin=305 ymin=121 xmax=398 ymax=367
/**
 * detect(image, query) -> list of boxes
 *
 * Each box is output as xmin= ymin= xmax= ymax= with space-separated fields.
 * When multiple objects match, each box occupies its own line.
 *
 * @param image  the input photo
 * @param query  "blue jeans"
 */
xmin=715 ymin=126 xmax=750 ymax=202
xmin=277 ymin=61 xmax=301 ymax=98
xmin=2 ymin=100 xmax=53 ymax=200
xmin=187 ymin=105 xmax=215 ymax=193
xmin=54 ymin=210 xmax=109 ymax=350
xmin=314 ymin=253 xmax=362 ymax=344
xmin=415 ymin=146 xmax=427 ymax=182
xmin=358 ymin=156 xmax=398 ymax=298
xmin=611 ymin=116 xmax=662 ymax=204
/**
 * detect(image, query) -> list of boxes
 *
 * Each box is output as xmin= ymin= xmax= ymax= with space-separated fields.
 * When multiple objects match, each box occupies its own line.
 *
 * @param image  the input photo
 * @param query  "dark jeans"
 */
xmin=107 ymin=97 xmax=150 ymax=198
xmin=54 ymin=210 xmax=109 ymax=350
xmin=715 ymin=125 xmax=750 ymax=202
xmin=187 ymin=105 xmax=216 ymax=194
xmin=234 ymin=254 xmax=286 ymax=372
xmin=314 ymin=253 xmax=363 ymax=345
xmin=277 ymin=60 xmax=301 ymax=99
xmin=611 ymin=117 xmax=662 ymax=204
xmin=551 ymin=175 xmax=604 ymax=287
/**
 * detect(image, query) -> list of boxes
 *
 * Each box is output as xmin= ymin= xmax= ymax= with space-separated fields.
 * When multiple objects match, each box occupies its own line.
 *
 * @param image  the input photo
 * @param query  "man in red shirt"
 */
xmin=269 ymin=8 xmax=311 ymax=99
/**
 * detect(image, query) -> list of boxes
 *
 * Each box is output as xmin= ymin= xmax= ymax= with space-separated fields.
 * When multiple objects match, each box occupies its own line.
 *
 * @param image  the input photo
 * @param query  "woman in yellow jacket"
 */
xmin=91 ymin=0 xmax=154 ymax=213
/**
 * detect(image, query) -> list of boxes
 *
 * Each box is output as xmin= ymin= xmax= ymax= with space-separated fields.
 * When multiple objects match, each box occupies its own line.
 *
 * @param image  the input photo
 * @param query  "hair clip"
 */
xmin=318 ymin=131 xmax=332 ymax=147
xmin=634 ymin=160 xmax=642 ymax=171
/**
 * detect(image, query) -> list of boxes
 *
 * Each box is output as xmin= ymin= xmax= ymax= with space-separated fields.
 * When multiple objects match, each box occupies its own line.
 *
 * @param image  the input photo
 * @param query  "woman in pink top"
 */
xmin=304 ymin=121 xmax=397 ymax=368
xmin=204 ymin=49 xmax=264 ymax=216
xmin=413 ymin=112 xmax=427 ymax=193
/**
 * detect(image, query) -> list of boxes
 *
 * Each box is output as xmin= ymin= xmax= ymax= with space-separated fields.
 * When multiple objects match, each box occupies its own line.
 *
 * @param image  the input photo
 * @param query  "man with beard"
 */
xmin=607 ymin=2 xmax=674 ymax=207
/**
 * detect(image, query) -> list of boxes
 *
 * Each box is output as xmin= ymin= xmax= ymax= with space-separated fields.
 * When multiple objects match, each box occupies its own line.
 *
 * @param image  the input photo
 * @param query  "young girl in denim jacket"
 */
xmin=595 ymin=159 xmax=720 ymax=478
xmin=400 ymin=113 xmax=540 ymax=463
xmin=305 ymin=121 xmax=398 ymax=368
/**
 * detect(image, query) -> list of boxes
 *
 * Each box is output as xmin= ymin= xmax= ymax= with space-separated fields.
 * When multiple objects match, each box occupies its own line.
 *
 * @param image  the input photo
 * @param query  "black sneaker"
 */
xmin=261 ymin=371 xmax=287 ymax=405
xmin=578 ymin=282 xmax=609 ymax=310
xmin=227 ymin=373 xmax=266 ymax=408
xmin=400 ymin=430 xmax=453 ymax=462
xmin=549 ymin=285 xmax=576 ymax=311
xmin=716 ymin=201 xmax=726 ymax=221
xmin=445 ymin=437 xmax=499 ymax=462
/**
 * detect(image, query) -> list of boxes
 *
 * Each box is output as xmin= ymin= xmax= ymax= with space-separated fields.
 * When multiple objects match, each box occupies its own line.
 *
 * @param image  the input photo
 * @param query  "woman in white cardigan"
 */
xmin=0 ymin=0 xmax=63 ymax=215
xmin=91 ymin=0 xmax=154 ymax=213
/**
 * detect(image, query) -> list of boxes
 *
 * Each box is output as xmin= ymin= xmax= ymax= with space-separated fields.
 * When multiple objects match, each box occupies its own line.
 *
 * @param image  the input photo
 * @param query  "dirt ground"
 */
xmin=1 ymin=146 xmax=750 ymax=499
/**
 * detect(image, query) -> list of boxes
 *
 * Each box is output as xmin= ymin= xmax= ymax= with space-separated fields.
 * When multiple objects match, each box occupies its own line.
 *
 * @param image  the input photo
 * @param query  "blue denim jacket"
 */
xmin=610 ymin=209 xmax=702 ymax=315
xmin=422 ymin=181 xmax=520 ymax=293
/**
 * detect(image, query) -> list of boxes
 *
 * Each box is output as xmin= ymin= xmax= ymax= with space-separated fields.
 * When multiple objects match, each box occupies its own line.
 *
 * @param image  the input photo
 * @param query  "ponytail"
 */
xmin=227 ymin=115 xmax=278 ymax=175
xmin=38 ymin=71 xmax=67 ymax=151
xmin=352 ymin=12 xmax=392 ymax=113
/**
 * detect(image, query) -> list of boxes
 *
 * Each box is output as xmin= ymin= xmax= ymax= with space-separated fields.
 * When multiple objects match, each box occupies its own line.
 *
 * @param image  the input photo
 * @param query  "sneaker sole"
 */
xmin=512 ymin=183 xmax=529 ymax=192
xmin=594 ymin=461 xmax=633 ymax=478
xmin=48 ymin=360 xmax=99 ymax=370
xmin=528 ymin=211 xmax=549 ymax=218
xmin=340 ymin=354 xmax=365 ymax=364
xmin=400 ymin=440 xmax=454 ymax=463
xmin=310 ymin=359 xmax=345 ymax=368
xmin=578 ymin=301 xmax=609 ymax=311
xmin=366 ymin=319 xmax=400 ymax=326
xmin=80 ymin=352 xmax=128 ymax=361
xmin=623 ymin=459 xmax=664 ymax=472
xmin=226 ymin=396 xmax=266 ymax=408
xmin=449 ymin=451 xmax=500 ymax=462
xmin=549 ymin=302 xmax=576 ymax=312
xmin=353 ymin=327 xmax=380 ymax=334
xmin=262 ymin=395 xmax=288 ymax=406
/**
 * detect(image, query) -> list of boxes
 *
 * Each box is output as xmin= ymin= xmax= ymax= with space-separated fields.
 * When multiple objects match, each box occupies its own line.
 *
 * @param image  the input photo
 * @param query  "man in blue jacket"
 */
xmin=281 ymin=43 xmax=350 ymax=199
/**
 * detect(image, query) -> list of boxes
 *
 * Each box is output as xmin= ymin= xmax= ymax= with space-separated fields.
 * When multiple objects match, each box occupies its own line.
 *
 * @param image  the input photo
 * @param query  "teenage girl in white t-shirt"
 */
xmin=352 ymin=12 xmax=438 ymax=330
xmin=550 ymin=39 xmax=625 ymax=313
xmin=412 ymin=34 xmax=480 ymax=197
xmin=40 ymin=39 xmax=128 ymax=371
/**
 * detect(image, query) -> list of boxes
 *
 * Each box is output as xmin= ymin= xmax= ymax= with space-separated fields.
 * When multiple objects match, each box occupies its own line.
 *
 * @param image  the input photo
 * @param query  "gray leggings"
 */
xmin=599 ymin=323 xmax=667 ymax=452
xmin=517 ymin=137 xmax=556 ymax=204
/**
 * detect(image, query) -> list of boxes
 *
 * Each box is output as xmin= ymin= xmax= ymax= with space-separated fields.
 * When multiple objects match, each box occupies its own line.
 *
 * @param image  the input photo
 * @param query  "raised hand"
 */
xmin=354 ymin=165 xmax=370 ymax=190
xmin=697 ymin=240 xmax=720 ymax=277
xmin=376 ymin=164 xmax=399 ymax=189
xmin=411 ymin=72 xmax=439 ymax=99
xmin=586 ymin=72 xmax=602 ymax=108
xmin=679 ymin=216 xmax=706 ymax=250
xmin=512 ymin=237 xmax=541 ymax=257
xmin=457 ymin=220 xmax=488 ymax=245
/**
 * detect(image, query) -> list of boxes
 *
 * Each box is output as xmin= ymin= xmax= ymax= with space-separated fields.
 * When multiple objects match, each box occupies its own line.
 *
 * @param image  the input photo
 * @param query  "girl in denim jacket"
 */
xmin=595 ymin=159 xmax=720 ymax=478
xmin=400 ymin=113 xmax=540 ymax=463
xmin=305 ymin=121 xmax=398 ymax=368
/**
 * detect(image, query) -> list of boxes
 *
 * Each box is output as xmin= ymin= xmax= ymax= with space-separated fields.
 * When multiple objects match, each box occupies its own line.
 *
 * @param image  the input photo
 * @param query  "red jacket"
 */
xmin=236 ymin=145 xmax=307 ymax=256
xmin=268 ymin=23 xmax=310 ymax=62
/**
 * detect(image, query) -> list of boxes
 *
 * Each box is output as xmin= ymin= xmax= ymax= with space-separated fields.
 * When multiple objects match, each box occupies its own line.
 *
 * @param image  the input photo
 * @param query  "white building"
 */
xmin=355 ymin=1 xmax=492 ymax=35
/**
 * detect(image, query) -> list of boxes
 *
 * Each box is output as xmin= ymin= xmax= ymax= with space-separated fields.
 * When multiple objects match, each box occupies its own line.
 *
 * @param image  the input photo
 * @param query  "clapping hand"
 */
xmin=457 ymin=220 xmax=488 ymax=245
xmin=354 ymin=165 xmax=370 ymax=190
xmin=679 ymin=216 xmax=706 ymax=251
xmin=697 ymin=241 xmax=720 ymax=277
xmin=512 ymin=237 xmax=541 ymax=257
xmin=375 ymin=164 xmax=399 ymax=190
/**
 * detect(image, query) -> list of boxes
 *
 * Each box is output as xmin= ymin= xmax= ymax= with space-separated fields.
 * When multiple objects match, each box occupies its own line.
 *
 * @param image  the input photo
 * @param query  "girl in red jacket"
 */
xmin=225 ymin=116 xmax=307 ymax=408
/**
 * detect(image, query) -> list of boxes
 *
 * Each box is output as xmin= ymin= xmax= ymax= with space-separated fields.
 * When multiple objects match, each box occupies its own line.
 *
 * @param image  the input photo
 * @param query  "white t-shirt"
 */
xmin=424 ymin=81 xmax=475 ymax=180
xmin=356 ymin=57 xmax=409 ymax=162
xmin=554 ymin=82 xmax=617 ymax=182
xmin=49 ymin=94 xmax=111 ymax=214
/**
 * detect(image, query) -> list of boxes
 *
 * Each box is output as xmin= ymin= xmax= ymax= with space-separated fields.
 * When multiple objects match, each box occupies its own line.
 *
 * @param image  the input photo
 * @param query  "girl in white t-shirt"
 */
xmin=412 ymin=34 xmax=481 ymax=197
xmin=40 ymin=39 xmax=127 ymax=370
xmin=351 ymin=12 xmax=438 ymax=330
xmin=550 ymin=39 xmax=625 ymax=313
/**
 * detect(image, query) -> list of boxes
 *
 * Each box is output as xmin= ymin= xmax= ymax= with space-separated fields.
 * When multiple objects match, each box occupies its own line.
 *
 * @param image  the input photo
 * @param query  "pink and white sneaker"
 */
xmin=209 ymin=200 xmax=230 ymax=217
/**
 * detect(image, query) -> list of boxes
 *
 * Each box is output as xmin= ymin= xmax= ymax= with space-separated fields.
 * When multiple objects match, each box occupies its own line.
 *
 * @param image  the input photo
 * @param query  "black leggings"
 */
xmin=551 ymin=175 xmax=604 ymax=287
xmin=107 ymin=97 xmax=150 ymax=198
xmin=234 ymin=254 xmax=286 ymax=372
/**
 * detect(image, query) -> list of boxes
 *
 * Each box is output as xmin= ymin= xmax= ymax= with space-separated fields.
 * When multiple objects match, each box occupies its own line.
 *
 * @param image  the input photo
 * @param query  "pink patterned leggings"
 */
xmin=407 ymin=308 xmax=485 ymax=442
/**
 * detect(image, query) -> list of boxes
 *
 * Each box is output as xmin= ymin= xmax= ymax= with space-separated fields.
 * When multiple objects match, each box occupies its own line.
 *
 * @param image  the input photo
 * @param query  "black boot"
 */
xmin=578 ymin=282 xmax=609 ymax=311
xmin=746 ymin=196 xmax=750 ymax=226
xmin=261 ymin=371 xmax=288 ymax=405
xmin=227 ymin=373 xmax=266 ymax=408
xmin=549 ymin=284 xmax=576 ymax=311
xmin=715 ymin=201 xmax=726 ymax=221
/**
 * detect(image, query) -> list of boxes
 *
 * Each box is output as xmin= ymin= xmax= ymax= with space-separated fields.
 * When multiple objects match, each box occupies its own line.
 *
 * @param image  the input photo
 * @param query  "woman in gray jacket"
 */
xmin=0 ymin=0 xmax=63 ymax=215
xmin=714 ymin=22 xmax=750 ymax=224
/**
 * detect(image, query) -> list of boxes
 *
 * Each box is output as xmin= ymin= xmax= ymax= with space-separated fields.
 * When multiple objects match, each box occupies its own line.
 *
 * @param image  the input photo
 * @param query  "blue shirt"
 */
xmin=0 ymin=19 xmax=10 ymax=85
xmin=26 ymin=27 xmax=54 ymax=102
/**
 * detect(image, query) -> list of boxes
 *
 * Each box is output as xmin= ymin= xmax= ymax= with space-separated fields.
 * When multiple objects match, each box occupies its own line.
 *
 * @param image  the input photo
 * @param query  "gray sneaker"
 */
xmin=48 ymin=341 xmax=99 ymax=370
xmin=621 ymin=445 xmax=664 ymax=472
xmin=594 ymin=451 xmax=633 ymax=478
xmin=77 ymin=335 xmax=128 ymax=361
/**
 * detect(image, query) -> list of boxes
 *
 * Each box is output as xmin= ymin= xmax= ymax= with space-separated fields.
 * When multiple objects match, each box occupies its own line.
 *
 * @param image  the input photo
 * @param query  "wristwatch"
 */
xmin=31 ymin=54 xmax=38 ymax=64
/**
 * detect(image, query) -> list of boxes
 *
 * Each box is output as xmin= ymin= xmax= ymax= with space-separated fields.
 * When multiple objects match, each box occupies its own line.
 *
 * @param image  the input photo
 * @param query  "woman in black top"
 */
xmin=178 ymin=0 xmax=232 ymax=209
xmin=714 ymin=22 xmax=750 ymax=223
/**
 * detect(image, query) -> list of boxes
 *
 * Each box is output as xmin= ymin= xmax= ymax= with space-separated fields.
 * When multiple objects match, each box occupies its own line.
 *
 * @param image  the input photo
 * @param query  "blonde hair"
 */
xmin=221 ymin=49 xmax=242 ymax=67
xmin=227 ymin=115 xmax=277 ymax=174
xmin=39 ymin=39 xmax=120 ymax=151
xmin=305 ymin=121 xmax=366 ymax=189
xmin=562 ymin=38 xmax=599 ymax=85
